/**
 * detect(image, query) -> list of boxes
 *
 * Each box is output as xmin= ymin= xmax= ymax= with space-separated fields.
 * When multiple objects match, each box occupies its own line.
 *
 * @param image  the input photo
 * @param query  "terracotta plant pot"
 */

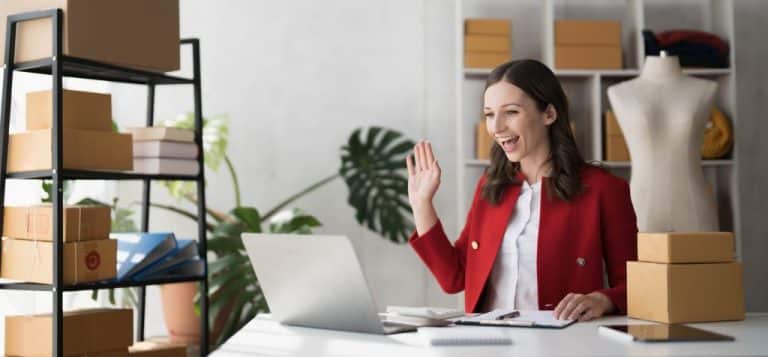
xmin=160 ymin=282 xmax=234 ymax=345
xmin=160 ymin=282 xmax=201 ymax=345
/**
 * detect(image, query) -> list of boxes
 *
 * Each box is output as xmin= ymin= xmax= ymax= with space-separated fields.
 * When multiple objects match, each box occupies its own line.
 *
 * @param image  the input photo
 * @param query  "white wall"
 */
xmin=111 ymin=0 xmax=460 ymax=338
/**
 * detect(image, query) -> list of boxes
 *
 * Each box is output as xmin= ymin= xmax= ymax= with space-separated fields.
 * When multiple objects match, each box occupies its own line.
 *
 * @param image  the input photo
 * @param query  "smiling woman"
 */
xmin=406 ymin=59 xmax=638 ymax=322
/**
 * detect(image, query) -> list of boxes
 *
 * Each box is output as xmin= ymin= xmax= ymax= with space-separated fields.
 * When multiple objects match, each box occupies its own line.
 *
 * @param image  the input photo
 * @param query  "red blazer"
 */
xmin=409 ymin=164 xmax=638 ymax=313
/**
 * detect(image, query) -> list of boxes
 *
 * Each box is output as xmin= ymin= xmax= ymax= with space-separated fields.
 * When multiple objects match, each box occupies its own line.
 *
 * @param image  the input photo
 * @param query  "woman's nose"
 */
xmin=492 ymin=114 xmax=506 ymax=133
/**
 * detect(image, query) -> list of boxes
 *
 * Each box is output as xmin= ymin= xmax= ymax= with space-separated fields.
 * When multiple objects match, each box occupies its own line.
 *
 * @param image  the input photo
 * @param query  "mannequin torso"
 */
xmin=607 ymin=55 xmax=719 ymax=232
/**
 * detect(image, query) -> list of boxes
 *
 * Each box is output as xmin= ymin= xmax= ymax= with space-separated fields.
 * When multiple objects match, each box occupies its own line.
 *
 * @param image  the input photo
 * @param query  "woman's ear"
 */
xmin=543 ymin=104 xmax=557 ymax=126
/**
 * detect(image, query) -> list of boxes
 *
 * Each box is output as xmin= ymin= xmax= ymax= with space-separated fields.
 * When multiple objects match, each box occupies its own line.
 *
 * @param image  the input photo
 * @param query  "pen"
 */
xmin=496 ymin=310 xmax=520 ymax=320
xmin=474 ymin=320 xmax=534 ymax=327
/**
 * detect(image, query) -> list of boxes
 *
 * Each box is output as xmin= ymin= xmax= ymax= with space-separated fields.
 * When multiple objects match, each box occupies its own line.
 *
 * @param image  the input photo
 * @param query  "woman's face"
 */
xmin=483 ymin=81 xmax=556 ymax=163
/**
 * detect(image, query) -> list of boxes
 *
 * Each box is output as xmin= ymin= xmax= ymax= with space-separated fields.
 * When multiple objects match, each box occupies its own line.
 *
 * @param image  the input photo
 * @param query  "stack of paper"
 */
xmin=127 ymin=127 xmax=199 ymax=175
xmin=418 ymin=326 xmax=513 ymax=346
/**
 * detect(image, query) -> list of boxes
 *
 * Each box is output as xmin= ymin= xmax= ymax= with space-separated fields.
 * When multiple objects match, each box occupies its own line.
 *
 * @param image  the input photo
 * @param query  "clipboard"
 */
xmin=454 ymin=309 xmax=577 ymax=329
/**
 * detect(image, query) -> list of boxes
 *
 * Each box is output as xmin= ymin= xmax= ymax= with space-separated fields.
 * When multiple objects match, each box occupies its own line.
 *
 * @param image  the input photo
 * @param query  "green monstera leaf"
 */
xmin=339 ymin=127 xmax=414 ymax=243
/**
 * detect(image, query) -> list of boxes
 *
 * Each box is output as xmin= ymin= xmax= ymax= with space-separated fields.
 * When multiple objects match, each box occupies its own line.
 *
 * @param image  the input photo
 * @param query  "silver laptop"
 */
xmin=242 ymin=233 xmax=415 ymax=334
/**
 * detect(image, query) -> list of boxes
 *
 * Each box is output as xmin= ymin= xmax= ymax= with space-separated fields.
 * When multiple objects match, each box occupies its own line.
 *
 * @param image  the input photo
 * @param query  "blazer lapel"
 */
xmin=469 ymin=181 xmax=522 ymax=311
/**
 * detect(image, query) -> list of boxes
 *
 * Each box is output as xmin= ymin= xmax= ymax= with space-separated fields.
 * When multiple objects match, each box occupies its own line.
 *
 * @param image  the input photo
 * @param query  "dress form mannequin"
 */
xmin=607 ymin=53 xmax=719 ymax=232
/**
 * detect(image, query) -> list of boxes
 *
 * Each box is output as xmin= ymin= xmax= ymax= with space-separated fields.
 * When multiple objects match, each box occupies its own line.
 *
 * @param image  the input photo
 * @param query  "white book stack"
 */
xmin=127 ymin=127 xmax=200 ymax=175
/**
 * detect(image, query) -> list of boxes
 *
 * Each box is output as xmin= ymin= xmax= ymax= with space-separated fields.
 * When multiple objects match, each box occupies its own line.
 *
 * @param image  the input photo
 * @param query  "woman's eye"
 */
xmin=483 ymin=113 xmax=493 ymax=118
xmin=506 ymin=110 xmax=518 ymax=115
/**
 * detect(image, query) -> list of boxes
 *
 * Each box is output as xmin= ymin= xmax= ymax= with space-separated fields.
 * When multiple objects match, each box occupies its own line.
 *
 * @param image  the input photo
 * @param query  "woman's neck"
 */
xmin=640 ymin=55 xmax=682 ymax=81
xmin=519 ymin=144 xmax=552 ymax=185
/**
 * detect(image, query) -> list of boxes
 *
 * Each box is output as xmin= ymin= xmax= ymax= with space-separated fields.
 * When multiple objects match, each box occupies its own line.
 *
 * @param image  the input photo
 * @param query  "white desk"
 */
xmin=211 ymin=313 xmax=768 ymax=356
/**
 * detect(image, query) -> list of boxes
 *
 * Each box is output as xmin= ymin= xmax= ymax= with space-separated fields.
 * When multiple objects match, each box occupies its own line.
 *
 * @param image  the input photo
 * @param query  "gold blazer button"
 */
xmin=471 ymin=240 xmax=479 ymax=250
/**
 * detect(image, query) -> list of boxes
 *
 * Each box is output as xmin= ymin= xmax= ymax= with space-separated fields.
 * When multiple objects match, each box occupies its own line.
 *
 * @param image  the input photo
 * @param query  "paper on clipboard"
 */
xmin=455 ymin=309 xmax=576 ymax=329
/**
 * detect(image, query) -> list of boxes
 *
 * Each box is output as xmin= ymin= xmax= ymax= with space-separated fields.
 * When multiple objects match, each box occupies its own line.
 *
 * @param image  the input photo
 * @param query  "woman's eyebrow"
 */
xmin=484 ymin=102 xmax=521 ymax=110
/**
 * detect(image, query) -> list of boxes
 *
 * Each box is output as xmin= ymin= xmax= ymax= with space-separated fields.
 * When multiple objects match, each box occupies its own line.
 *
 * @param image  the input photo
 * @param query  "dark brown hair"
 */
xmin=481 ymin=59 xmax=584 ymax=204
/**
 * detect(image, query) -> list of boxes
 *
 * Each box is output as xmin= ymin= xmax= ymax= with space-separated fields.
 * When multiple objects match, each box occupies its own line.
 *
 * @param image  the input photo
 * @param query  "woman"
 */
xmin=406 ymin=59 xmax=638 ymax=321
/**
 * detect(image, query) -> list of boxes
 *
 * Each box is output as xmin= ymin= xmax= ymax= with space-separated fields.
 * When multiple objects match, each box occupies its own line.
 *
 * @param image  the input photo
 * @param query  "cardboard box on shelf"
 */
xmin=555 ymin=45 xmax=622 ymax=69
xmin=3 ymin=205 xmax=111 ymax=242
xmin=604 ymin=110 xmax=630 ymax=161
xmin=5 ymin=308 xmax=132 ymax=356
xmin=7 ymin=128 xmax=133 ymax=173
xmin=1 ymin=238 xmax=117 ymax=285
xmin=555 ymin=20 xmax=622 ymax=46
xmin=627 ymin=261 xmax=745 ymax=323
xmin=129 ymin=341 xmax=187 ymax=357
xmin=465 ymin=52 xmax=511 ymax=69
xmin=80 ymin=349 xmax=130 ymax=357
xmin=638 ymin=232 xmax=734 ymax=264
xmin=605 ymin=135 xmax=630 ymax=161
xmin=476 ymin=121 xmax=493 ymax=160
xmin=464 ymin=35 xmax=510 ymax=52
xmin=26 ymin=89 xmax=113 ymax=131
xmin=0 ymin=0 xmax=179 ymax=72
xmin=465 ymin=19 xmax=511 ymax=36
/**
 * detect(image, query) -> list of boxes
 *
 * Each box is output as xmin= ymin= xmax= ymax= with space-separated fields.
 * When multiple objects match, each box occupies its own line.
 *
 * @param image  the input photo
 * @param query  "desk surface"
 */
xmin=211 ymin=313 xmax=768 ymax=356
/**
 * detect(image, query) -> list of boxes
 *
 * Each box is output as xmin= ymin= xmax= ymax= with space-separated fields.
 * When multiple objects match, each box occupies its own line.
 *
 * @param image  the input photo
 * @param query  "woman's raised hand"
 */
xmin=406 ymin=141 xmax=441 ymax=210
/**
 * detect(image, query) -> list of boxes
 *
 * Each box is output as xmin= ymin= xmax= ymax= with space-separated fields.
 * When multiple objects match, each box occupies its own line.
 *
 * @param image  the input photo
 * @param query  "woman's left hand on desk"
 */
xmin=552 ymin=292 xmax=615 ymax=322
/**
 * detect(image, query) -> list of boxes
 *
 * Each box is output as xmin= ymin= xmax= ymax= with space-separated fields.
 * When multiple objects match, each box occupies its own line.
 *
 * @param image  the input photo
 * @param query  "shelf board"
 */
xmin=464 ymin=67 xmax=731 ymax=79
xmin=465 ymin=159 xmax=734 ymax=168
xmin=7 ymin=56 xmax=194 ymax=85
xmin=0 ymin=275 xmax=205 ymax=292
xmin=5 ymin=169 xmax=199 ymax=181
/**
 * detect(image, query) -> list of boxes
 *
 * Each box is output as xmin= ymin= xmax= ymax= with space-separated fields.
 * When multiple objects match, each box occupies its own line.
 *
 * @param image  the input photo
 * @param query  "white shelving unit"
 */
xmin=455 ymin=0 xmax=739 ymax=254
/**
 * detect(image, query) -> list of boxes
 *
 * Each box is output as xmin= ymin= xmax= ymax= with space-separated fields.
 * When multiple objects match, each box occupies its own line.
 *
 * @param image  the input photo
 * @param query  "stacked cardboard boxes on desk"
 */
xmin=7 ymin=89 xmax=133 ymax=173
xmin=464 ymin=19 xmax=512 ymax=69
xmin=128 ymin=127 xmax=199 ymax=176
xmin=627 ymin=232 xmax=745 ymax=323
xmin=555 ymin=20 xmax=623 ymax=69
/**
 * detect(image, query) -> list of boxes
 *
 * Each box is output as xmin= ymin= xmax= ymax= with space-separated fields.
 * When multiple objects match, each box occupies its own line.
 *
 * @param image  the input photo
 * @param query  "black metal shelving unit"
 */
xmin=0 ymin=9 xmax=209 ymax=356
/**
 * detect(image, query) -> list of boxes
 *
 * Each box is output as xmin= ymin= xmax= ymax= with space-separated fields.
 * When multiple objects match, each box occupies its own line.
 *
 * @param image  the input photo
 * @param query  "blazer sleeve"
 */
xmin=595 ymin=176 xmax=638 ymax=314
xmin=408 ymin=177 xmax=484 ymax=294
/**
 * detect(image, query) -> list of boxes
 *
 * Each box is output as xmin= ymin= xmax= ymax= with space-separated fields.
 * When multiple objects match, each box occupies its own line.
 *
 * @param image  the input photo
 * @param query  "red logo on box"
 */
xmin=85 ymin=251 xmax=101 ymax=270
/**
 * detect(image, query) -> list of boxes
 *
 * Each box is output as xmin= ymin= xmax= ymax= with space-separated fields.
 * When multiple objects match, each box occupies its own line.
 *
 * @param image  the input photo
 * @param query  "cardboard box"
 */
xmin=26 ymin=90 xmax=112 ymax=132
xmin=464 ymin=35 xmax=510 ymax=52
xmin=5 ymin=308 xmax=132 ymax=356
xmin=555 ymin=20 xmax=621 ymax=46
xmin=604 ymin=110 xmax=630 ymax=161
xmin=8 ymin=128 xmax=133 ymax=172
xmin=1 ymin=238 xmax=117 ymax=284
xmin=555 ymin=45 xmax=622 ymax=69
xmin=627 ymin=261 xmax=745 ymax=323
xmin=638 ymin=232 xmax=735 ymax=263
xmin=129 ymin=341 xmax=186 ymax=357
xmin=605 ymin=134 xmax=630 ymax=161
xmin=80 ymin=349 xmax=129 ymax=357
xmin=476 ymin=121 xmax=493 ymax=160
xmin=465 ymin=19 xmax=511 ymax=36
xmin=3 ymin=205 xmax=111 ymax=242
xmin=465 ymin=52 xmax=511 ymax=69
xmin=0 ymin=0 xmax=179 ymax=72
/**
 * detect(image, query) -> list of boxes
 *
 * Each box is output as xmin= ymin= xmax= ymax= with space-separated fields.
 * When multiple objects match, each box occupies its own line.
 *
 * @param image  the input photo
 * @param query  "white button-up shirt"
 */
xmin=485 ymin=180 xmax=541 ymax=311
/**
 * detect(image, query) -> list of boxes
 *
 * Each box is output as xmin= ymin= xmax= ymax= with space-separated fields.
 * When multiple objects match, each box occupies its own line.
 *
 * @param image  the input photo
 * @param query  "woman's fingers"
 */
xmin=558 ymin=294 xmax=585 ymax=320
xmin=568 ymin=299 xmax=592 ymax=320
xmin=553 ymin=293 xmax=574 ymax=319
xmin=406 ymin=153 xmax=415 ymax=177
xmin=424 ymin=141 xmax=436 ymax=169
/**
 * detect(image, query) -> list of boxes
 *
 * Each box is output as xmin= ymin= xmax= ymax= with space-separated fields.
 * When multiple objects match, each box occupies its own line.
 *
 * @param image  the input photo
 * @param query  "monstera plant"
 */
xmin=145 ymin=114 xmax=415 ymax=346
